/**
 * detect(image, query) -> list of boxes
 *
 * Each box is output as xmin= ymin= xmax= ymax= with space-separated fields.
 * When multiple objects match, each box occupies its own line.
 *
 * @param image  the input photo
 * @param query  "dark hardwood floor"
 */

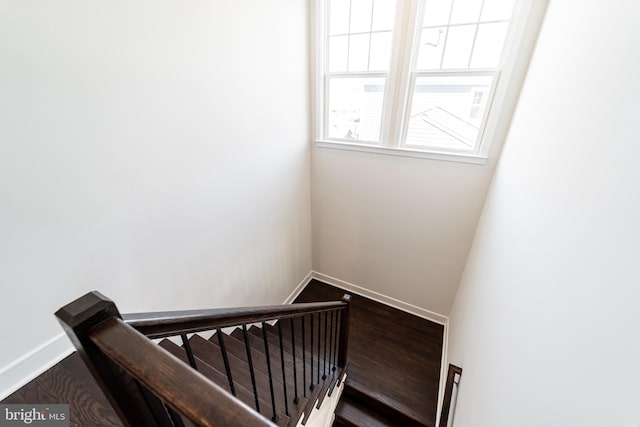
xmin=1 ymin=353 xmax=122 ymax=427
xmin=2 ymin=279 xmax=443 ymax=427
xmin=294 ymin=280 xmax=443 ymax=427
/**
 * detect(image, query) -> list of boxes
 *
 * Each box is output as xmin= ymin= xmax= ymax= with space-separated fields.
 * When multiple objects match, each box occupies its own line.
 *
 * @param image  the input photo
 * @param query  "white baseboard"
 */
xmin=311 ymin=271 xmax=449 ymax=325
xmin=283 ymin=270 xmax=314 ymax=305
xmin=0 ymin=333 xmax=74 ymax=401
xmin=436 ymin=324 xmax=449 ymax=427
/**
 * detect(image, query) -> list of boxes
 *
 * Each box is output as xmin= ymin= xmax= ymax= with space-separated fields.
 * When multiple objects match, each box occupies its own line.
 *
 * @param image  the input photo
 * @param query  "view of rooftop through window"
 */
xmin=323 ymin=0 xmax=517 ymax=154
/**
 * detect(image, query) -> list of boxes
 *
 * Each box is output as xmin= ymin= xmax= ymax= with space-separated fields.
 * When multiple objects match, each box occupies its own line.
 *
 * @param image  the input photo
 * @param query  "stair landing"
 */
xmin=295 ymin=280 xmax=443 ymax=427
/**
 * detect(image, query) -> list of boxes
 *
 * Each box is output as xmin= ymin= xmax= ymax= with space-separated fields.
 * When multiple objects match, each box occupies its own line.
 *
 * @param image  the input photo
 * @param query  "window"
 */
xmin=315 ymin=0 xmax=544 ymax=162
xmin=325 ymin=0 xmax=396 ymax=143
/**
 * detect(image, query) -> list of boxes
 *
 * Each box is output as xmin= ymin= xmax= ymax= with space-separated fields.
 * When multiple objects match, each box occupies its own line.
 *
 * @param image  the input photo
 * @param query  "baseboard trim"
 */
xmin=283 ymin=270 xmax=314 ymax=305
xmin=311 ymin=271 xmax=449 ymax=325
xmin=435 ymin=321 xmax=449 ymax=427
xmin=0 ymin=333 xmax=73 ymax=401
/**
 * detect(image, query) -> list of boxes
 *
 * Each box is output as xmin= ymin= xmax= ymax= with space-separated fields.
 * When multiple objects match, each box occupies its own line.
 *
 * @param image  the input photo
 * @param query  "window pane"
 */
xmin=423 ymin=0 xmax=453 ymax=27
xmin=369 ymin=31 xmax=393 ymax=71
xmin=450 ymin=0 xmax=483 ymax=24
xmin=441 ymin=24 xmax=476 ymax=69
xmin=348 ymin=33 xmax=370 ymax=71
xmin=416 ymin=27 xmax=446 ymax=70
xmin=405 ymin=75 xmax=493 ymax=151
xmin=329 ymin=0 xmax=351 ymax=35
xmin=328 ymin=77 xmax=385 ymax=142
xmin=480 ymin=0 xmax=516 ymax=21
xmin=329 ymin=35 xmax=349 ymax=72
xmin=470 ymin=22 xmax=509 ymax=68
xmin=350 ymin=0 xmax=374 ymax=33
xmin=372 ymin=0 xmax=396 ymax=31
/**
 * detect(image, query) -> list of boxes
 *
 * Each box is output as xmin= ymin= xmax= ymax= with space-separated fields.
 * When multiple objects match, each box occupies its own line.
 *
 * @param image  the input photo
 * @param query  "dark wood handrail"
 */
xmin=90 ymin=317 xmax=272 ymax=427
xmin=123 ymin=300 xmax=347 ymax=339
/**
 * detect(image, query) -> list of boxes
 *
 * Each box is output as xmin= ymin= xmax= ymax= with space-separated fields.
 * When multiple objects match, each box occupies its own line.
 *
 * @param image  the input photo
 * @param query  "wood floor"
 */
xmin=2 ymin=279 xmax=443 ymax=427
xmin=1 ymin=353 xmax=122 ymax=427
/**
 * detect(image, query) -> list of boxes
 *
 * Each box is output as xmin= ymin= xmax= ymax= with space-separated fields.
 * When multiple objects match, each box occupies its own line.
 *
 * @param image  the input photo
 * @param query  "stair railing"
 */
xmin=439 ymin=364 xmax=462 ymax=427
xmin=55 ymin=291 xmax=351 ymax=427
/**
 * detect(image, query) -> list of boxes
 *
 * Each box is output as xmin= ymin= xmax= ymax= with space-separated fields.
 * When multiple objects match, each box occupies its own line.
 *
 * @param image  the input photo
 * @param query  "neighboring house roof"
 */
xmin=406 ymin=106 xmax=479 ymax=151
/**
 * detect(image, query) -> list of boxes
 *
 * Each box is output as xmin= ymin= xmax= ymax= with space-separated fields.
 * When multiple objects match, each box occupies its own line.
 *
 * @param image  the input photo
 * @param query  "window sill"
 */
xmin=314 ymin=140 xmax=488 ymax=164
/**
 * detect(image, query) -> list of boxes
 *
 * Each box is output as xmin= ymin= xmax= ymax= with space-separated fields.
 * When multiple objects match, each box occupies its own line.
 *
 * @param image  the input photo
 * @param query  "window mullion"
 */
xmin=467 ymin=0 xmax=487 ymax=68
xmin=381 ymin=0 xmax=421 ymax=148
xmin=438 ymin=0 xmax=456 ymax=69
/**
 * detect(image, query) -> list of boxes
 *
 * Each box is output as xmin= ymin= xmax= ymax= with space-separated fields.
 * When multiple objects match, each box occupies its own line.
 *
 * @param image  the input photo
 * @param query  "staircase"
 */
xmin=55 ymin=291 xmax=351 ymax=427
xmin=50 ymin=280 xmax=445 ymax=427
xmin=155 ymin=323 xmax=345 ymax=426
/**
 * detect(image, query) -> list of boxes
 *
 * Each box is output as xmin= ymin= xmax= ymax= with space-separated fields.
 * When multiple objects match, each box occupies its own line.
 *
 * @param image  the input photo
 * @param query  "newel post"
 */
xmin=337 ymin=294 xmax=352 ymax=369
xmin=55 ymin=292 xmax=162 ymax=427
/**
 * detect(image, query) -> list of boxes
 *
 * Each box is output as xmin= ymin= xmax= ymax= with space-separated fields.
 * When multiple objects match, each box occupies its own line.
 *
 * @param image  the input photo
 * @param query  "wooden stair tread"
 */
xmin=334 ymin=396 xmax=405 ymax=427
xmin=262 ymin=322 xmax=340 ymax=400
xmin=273 ymin=314 xmax=342 ymax=403
xmin=197 ymin=333 xmax=288 ymax=403
xmin=225 ymin=327 xmax=313 ymax=425
xmin=246 ymin=325 xmax=334 ymax=397
xmin=187 ymin=334 xmax=291 ymax=426
xmin=265 ymin=323 xmax=339 ymax=376
xmin=158 ymin=339 xmax=230 ymax=391
xmin=250 ymin=325 xmax=337 ymax=391
xmin=216 ymin=329 xmax=280 ymax=380
xmin=343 ymin=380 xmax=426 ymax=427
xmin=158 ymin=339 xmax=271 ymax=414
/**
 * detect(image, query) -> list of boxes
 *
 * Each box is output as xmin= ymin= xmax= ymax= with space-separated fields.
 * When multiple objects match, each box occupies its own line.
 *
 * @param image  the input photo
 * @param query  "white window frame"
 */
xmin=323 ymin=73 xmax=390 ymax=144
xmin=400 ymin=69 xmax=499 ymax=153
xmin=312 ymin=0 xmax=550 ymax=164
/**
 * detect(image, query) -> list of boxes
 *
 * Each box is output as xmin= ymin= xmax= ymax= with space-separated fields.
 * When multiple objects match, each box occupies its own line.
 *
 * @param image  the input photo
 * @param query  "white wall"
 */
xmin=447 ymin=1 xmax=640 ymax=425
xmin=312 ymin=148 xmax=494 ymax=315
xmin=0 ymin=0 xmax=311 ymax=392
